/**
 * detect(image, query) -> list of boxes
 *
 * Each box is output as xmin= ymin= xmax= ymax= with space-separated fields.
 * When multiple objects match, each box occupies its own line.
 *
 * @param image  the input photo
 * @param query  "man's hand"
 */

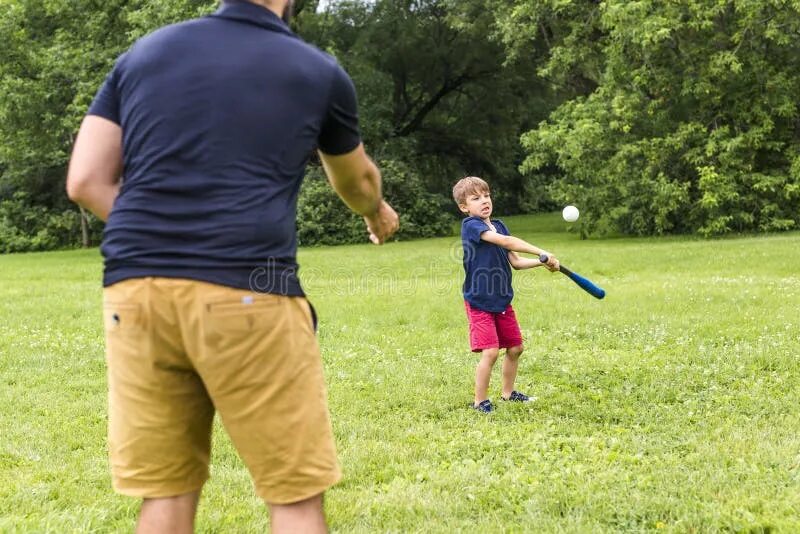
xmin=364 ymin=200 xmax=399 ymax=244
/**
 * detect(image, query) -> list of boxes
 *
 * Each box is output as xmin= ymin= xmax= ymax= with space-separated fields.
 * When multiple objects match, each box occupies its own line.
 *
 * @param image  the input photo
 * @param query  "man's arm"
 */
xmin=66 ymin=115 xmax=123 ymax=222
xmin=318 ymin=144 xmax=398 ymax=244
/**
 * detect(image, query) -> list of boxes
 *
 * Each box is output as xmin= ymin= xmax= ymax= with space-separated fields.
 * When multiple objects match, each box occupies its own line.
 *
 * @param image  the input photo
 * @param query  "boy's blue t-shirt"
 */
xmin=461 ymin=216 xmax=513 ymax=313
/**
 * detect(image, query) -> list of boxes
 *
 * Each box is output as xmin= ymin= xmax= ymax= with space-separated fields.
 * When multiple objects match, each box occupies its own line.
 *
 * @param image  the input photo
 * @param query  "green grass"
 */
xmin=1 ymin=213 xmax=799 ymax=533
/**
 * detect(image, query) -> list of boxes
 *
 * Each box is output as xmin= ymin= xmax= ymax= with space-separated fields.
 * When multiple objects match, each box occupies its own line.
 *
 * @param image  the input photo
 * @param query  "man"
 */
xmin=66 ymin=1 xmax=399 ymax=532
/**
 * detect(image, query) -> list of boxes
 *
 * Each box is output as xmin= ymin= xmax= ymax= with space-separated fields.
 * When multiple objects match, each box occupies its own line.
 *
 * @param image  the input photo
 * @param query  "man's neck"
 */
xmin=242 ymin=0 xmax=282 ymax=19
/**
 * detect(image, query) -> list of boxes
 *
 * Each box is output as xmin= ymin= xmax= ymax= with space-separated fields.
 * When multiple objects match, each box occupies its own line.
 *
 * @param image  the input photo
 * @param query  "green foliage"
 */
xmin=305 ymin=0 xmax=559 ymax=210
xmin=0 ymin=0 xmax=217 ymax=250
xmin=11 ymin=0 xmax=800 ymax=246
xmin=297 ymin=160 xmax=454 ymax=245
xmin=0 ymin=0 xmax=130 ymax=206
xmin=507 ymin=0 xmax=800 ymax=236
xmin=0 ymin=192 xmax=84 ymax=252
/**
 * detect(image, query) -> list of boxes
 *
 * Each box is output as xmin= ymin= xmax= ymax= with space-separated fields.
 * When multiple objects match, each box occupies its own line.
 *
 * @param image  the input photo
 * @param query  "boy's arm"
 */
xmin=508 ymin=251 xmax=546 ymax=270
xmin=481 ymin=230 xmax=549 ymax=257
xmin=481 ymin=230 xmax=560 ymax=270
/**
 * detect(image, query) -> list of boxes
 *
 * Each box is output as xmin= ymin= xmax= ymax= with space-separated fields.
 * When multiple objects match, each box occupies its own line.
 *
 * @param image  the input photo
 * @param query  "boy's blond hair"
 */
xmin=452 ymin=176 xmax=490 ymax=206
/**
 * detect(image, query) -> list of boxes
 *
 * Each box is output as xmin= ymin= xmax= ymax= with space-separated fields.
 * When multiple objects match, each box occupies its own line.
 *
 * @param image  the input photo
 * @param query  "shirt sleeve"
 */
xmin=317 ymin=64 xmax=361 ymax=155
xmin=462 ymin=217 xmax=489 ymax=244
xmin=87 ymin=58 xmax=123 ymax=124
xmin=494 ymin=220 xmax=510 ymax=236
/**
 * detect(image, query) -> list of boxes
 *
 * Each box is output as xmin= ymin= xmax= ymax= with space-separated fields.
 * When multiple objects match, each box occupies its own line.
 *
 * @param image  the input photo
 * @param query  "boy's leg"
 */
xmin=465 ymin=302 xmax=501 ymax=407
xmin=496 ymin=305 xmax=525 ymax=399
xmin=475 ymin=347 xmax=499 ymax=405
xmin=501 ymin=345 xmax=524 ymax=399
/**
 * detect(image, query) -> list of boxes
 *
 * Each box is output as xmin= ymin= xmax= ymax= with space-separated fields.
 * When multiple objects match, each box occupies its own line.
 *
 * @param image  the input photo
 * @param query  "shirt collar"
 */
xmin=211 ymin=1 xmax=295 ymax=37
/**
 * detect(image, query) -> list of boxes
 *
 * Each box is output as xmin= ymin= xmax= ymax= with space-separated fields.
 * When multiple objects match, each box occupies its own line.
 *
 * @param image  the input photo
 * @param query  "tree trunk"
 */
xmin=79 ymin=206 xmax=90 ymax=248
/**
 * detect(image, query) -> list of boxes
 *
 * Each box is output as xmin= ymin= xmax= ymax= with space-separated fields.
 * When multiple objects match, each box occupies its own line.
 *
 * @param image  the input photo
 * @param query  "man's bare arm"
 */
xmin=318 ymin=144 xmax=398 ymax=244
xmin=66 ymin=116 xmax=123 ymax=222
xmin=319 ymin=143 xmax=380 ymax=215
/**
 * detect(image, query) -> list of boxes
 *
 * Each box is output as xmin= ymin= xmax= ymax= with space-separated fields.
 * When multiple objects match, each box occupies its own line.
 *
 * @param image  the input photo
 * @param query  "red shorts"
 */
xmin=464 ymin=301 xmax=523 ymax=352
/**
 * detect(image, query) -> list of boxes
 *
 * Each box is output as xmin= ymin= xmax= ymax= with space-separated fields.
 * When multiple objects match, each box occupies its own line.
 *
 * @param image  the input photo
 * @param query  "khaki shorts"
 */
xmin=103 ymin=277 xmax=341 ymax=504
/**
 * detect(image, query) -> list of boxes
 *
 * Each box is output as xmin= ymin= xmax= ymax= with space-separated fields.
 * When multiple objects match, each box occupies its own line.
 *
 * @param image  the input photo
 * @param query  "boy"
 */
xmin=453 ymin=176 xmax=559 ymax=413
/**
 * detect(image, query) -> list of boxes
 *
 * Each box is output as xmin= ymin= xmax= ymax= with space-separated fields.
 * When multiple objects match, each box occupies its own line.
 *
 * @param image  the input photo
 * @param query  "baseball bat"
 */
xmin=539 ymin=254 xmax=606 ymax=300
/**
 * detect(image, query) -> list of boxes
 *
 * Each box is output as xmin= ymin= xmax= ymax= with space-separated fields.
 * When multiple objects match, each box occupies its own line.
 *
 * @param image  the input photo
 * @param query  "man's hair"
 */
xmin=452 ymin=176 xmax=490 ymax=206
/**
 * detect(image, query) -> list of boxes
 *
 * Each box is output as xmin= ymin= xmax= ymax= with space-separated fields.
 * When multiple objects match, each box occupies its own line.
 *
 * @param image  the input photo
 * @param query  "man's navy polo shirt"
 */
xmin=461 ymin=217 xmax=513 ymax=312
xmin=87 ymin=0 xmax=361 ymax=294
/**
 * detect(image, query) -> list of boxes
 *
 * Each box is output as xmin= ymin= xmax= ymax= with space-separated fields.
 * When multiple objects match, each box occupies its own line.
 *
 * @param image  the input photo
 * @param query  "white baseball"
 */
xmin=562 ymin=205 xmax=579 ymax=222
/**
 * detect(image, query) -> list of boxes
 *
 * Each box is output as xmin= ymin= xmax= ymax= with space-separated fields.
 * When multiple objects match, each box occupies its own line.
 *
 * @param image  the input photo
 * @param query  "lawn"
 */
xmin=1 ymin=213 xmax=799 ymax=533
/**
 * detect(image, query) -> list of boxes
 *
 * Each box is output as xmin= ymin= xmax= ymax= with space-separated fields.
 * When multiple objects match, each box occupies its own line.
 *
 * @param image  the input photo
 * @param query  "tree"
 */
xmin=0 ymin=0 xmax=216 ymax=248
xmin=503 ymin=0 xmax=800 ymax=236
xmin=309 ymin=0 xmax=559 ymax=212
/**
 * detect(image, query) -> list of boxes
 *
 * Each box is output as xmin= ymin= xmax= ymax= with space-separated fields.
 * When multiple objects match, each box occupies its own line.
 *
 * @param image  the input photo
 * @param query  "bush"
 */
xmin=0 ymin=192 xmax=88 ymax=253
xmin=297 ymin=159 xmax=454 ymax=246
xmin=0 ymin=159 xmax=454 ymax=253
xmin=522 ymin=96 xmax=800 ymax=237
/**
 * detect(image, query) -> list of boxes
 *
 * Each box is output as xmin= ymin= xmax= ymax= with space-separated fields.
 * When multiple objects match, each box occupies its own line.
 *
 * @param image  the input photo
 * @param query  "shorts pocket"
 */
xmin=300 ymin=299 xmax=318 ymax=335
xmin=202 ymin=295 xmax=284 ymax=351
xmin=103 ymin=302 xmax=144 ymax=335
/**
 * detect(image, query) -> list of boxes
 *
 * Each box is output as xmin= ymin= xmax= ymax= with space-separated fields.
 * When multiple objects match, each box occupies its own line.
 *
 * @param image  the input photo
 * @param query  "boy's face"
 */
xmin=459 ymin=189 xmax=492 ymax=220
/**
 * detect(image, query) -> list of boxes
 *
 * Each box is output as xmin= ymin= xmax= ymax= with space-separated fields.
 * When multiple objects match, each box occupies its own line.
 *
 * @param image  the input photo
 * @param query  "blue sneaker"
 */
xmin=502 ymin=390 xmax=534 ymax=402
xmin=473 ymin=399 xmax=494 ymax=413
